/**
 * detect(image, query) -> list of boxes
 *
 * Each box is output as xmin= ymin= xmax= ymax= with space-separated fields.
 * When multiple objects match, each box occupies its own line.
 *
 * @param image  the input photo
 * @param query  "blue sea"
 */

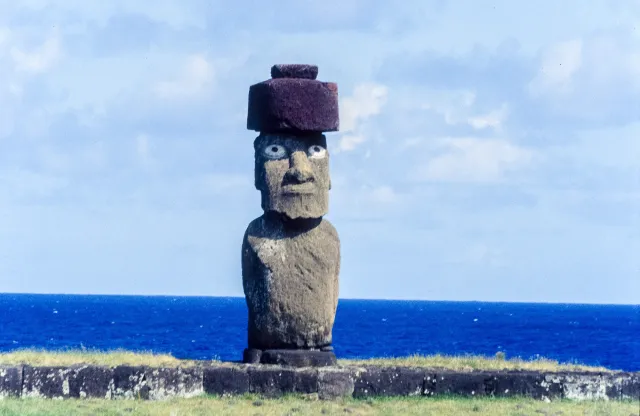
xmin=1 ymin=295 xmax=638 ymax=371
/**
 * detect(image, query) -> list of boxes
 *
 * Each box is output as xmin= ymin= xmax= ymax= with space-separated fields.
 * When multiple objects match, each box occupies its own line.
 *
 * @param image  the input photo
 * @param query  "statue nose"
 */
xmin=285 ymin=151 xmax=315 ymax=184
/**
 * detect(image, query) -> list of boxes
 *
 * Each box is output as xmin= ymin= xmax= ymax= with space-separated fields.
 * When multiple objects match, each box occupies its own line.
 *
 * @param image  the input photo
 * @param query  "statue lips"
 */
xmin=281 ymin=182 xmax=316 ymax=195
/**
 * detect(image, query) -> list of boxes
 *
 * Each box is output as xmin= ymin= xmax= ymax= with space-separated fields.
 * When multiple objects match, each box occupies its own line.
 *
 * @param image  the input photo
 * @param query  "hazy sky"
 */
xmin=0 ymin=1 xmax=638 ymax=304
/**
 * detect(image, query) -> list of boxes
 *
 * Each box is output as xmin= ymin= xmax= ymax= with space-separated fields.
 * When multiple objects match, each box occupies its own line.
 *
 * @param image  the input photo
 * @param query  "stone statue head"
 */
xmin=254 ymin=133 xmax=330 ymax=219
xmin=247 ymin=64 xmax=339 ymax=220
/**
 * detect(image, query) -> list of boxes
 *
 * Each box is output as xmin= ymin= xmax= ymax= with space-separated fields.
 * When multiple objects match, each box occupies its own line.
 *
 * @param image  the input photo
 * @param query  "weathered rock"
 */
xmin=243 ymin=348 xmax=263 ymax=364
xmin=353 ymin=366 xmax=426 ymax=397
xmin=242 ymin=215 xmax=340 ymax=350
xmin=241 ymin=64 xmax=341 ymax=362
xmin=144 ymin=367 xmax=203 ymax=400
xmin=22 ymin=366 xmax=72 ymax=399
xmin=246 ymin=366 xmax=320 ymax=396
xmin=271 ymin=64 xmax=318 ymax=80
xmin=318 ymin=369 xmax=354 ymax=399
xmin=203 ymin=366 xmax=251 ymax=395
xmin=110 ymin=366 xmax=203 ymax=400
xmin=259 ymin=350 xmax=337 ymax=367
xmin=482 ymin=371 xmax=554 ymax=399
xmin=111 ymin=366 xmax=150 ymax=399
xmin=0 ymin=366 xmax=22 ymax=398
xmin=247 ymin=66 xmax=338 ymax=133
xmin=431 ymin=371 xmax=489 ymax=397
xmin=68 ymin=366 xmax=112 ymax=398
xmin=253 ymin=134 xmax=332 ymax=219
xmin=604 ymin=372 xmax=640 ymax=400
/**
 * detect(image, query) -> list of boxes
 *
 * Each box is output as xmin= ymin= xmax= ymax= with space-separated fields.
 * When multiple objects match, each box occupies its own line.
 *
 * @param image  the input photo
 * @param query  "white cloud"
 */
xmin=414 ymin=138 xmax=537 ymax=183
xmin=336 ymin=134 xmax=366 ymax=152
xmin=369 ymin=185 xmax=399 ymax=204
xmin=337 ymin=83 xmax=388 ymax=152
xmin=10 ymin=31 xmax=62 ymax=74
xmin=0 ymin=169 xmax=68 ymax=201
xmin=135 ymin=133 xmax=154 ymax=167
xmin=420 ymin=89 xmax=508 ymax=130
xmin=467 ymin=104 xmax=509 ymax=130
xmin=528 ymin=39 xmax=582 ymax=97
xmin=154 ymin=54 xmax=214 ymax=99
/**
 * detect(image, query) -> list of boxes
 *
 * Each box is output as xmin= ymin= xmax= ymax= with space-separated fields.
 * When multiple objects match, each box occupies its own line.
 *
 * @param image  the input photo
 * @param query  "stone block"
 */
xmin=432 ymin=371 xmax=488 ymax=397
xmin=144 ymin=367 xmax=203 ymax=400
xmin=203 ymin=366 xmax=250 ymax=395
xmin=260 ymin=350 xmax=337 ymax=367
xmin=353 ymin=366 xmax=425 ymax=397
xmin=483 ymin=371 xmax=554 ymax=399
xmin=318 ymin=369 xmax=354 ymax=399
xmin=247 ymin=366 xmax=297 ymax=397
xmin=271 ymin=64 xmax=318 ymax=80
xmin=0 ymin=366 xmax=22 ymax=398
xmin=111 ymin=366 xmax=150 ymax=399
xmin=68 ymin=366 xmax=112 ymax=399
xmin=247 ymin=77 xmax=339 ymax=133
xmin=545 ymin=372 xmax=606 ymax=400
xmin=604 ymin=372 xmax=640 ymax=400
xmin=22 ymin=366 xmax=72 ymax=399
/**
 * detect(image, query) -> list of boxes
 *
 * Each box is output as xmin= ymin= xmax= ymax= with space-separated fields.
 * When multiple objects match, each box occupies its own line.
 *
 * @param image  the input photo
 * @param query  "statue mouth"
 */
xmin=282 ymin=183 xmax=316 ymax=195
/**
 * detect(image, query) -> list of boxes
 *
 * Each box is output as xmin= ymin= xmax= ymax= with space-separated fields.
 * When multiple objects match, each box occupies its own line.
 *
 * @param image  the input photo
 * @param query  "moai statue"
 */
xmin=242 ymin=64 xmax=340 ymax=367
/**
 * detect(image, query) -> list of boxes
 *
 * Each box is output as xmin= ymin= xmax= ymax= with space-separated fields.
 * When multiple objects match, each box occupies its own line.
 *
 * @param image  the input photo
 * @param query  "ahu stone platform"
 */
xmin=1 ymin=364 xmax=638 ymax=401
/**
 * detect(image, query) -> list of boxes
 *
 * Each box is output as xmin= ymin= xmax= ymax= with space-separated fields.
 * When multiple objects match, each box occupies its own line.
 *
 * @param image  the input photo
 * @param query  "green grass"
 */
xmin=0 ymin=394 xmax=636 ymax=416
xmin=0 ymin=349 xmax=614 ymax=372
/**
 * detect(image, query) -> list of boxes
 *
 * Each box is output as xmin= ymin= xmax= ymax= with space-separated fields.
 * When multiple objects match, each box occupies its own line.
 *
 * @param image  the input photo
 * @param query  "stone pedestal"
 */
xmin=243 ymin=349 xmax=337 ymax=367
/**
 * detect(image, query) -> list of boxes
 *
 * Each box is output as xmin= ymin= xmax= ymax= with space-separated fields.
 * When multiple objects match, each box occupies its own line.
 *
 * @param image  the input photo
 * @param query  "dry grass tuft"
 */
xmin=0 ymin=349 xmax=613 ymax=373
xmin=0 ymin=348 xmax=209 ymax=367
xmin=339 ymin=353 xmax=613 ymax=373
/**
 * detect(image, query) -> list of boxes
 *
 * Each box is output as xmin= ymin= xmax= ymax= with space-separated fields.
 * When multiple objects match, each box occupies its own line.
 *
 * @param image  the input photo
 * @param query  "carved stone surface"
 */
xmin=4 ymin=363 xmax=640 ymax=401
xmin=260 ymin=349 xmax=338 ymax=367
xmin=242 ymin=64 xmax=341 ymax=363
xmin=0 ymin=366 xmax=22 ymax=398
xmin=242 ymin=214 xmax=340 ymax=350
xmin=253 ymin=134 xmax=331 ymax=219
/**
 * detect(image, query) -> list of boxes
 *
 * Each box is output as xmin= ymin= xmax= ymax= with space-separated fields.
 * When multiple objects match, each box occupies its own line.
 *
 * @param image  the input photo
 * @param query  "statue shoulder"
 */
xmin=319 ymin=219 xmax=340 ymax=242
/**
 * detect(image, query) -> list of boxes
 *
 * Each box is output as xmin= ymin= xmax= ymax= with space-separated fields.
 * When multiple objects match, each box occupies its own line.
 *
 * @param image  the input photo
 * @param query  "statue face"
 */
xmin=254 ymin=134 xmax=330 ymax=219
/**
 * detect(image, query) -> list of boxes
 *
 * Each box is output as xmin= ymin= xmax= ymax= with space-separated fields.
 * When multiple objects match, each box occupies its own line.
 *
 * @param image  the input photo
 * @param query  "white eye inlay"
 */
xmin=308 ymin=145 xmax=327 ymax=159
xmin=264 ymin=144 xmax=287 ymax=159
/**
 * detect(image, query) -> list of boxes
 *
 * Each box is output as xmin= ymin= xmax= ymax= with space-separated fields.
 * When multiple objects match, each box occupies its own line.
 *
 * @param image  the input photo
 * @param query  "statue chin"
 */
xmin=261 ymin=192 xmax=329 ymax=220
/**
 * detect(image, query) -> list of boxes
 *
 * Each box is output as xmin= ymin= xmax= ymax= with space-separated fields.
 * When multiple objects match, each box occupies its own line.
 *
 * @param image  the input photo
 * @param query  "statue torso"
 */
xmin=242 ymin=215 xmax=340 ymax=349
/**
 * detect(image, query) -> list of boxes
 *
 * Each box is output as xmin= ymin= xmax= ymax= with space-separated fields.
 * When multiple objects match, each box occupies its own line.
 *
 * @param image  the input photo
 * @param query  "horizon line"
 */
xmin=1 ymin=292 xmax=637 ymax=307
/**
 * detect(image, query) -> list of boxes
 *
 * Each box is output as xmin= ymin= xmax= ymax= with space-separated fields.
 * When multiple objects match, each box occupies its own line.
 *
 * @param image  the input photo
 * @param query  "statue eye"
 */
xmin=308 ymin=145 xmax=327 ymax=159
xmin=263 ymin=144 xmax=287 ymax=159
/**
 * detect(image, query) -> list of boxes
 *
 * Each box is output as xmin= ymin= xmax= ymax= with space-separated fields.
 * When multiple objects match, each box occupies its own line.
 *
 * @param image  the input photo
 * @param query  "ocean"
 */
xmin=1 ymin=294 xmax=638 ymax=371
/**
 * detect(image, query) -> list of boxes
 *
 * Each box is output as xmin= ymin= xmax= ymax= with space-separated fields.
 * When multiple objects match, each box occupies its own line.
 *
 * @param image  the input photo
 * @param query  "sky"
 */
xmin=0 ymin=1 xmax=638 ymax=304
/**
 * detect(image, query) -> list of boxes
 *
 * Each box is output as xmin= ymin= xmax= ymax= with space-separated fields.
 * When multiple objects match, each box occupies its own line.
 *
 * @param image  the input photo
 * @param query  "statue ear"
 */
xmin=254 ymin=160 xmax=265 ymax=191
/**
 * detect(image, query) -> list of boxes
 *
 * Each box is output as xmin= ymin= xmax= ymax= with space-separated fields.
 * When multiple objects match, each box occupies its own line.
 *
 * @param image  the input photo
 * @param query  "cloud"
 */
xmin=526 ymin=31 xmax=640 ymax=123
xmin=135 ymin=133 xmax=153 ymax=165
xmin=153 ymin=54 xmax=214 ymax=99
xmin=337 ymin=83 xmax=388 ymax=152
xmin=413 ymin=138 xmax=537 ymax=183
xmin=0 ymin=169 xmax=68 ymax=202
xmin=528 ymin=39 xmax=582 ymax=96
xmin=421 ymin=89 xmax=509 ymax=130
xmin=10 ymin=30 xmax=62 ymax=74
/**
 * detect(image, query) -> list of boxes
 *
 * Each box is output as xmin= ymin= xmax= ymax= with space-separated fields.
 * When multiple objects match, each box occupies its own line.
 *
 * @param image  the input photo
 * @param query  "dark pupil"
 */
xmin=313 ymin=146 xmax=320 ymax=152
xmin=270 ymin=146 xmax=279 ymax=152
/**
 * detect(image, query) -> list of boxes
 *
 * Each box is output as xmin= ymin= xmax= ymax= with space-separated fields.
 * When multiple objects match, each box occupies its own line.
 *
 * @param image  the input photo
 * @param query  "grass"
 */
xmin=0 ymin=348 xmax=614 ymax=373
xmin=339 ymin=353 xmax=613 ymax=372
xmin=0 ymin=348 xmax=205 ymax=368
xmin=0 ymin=394 xmax=637 ymax=416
